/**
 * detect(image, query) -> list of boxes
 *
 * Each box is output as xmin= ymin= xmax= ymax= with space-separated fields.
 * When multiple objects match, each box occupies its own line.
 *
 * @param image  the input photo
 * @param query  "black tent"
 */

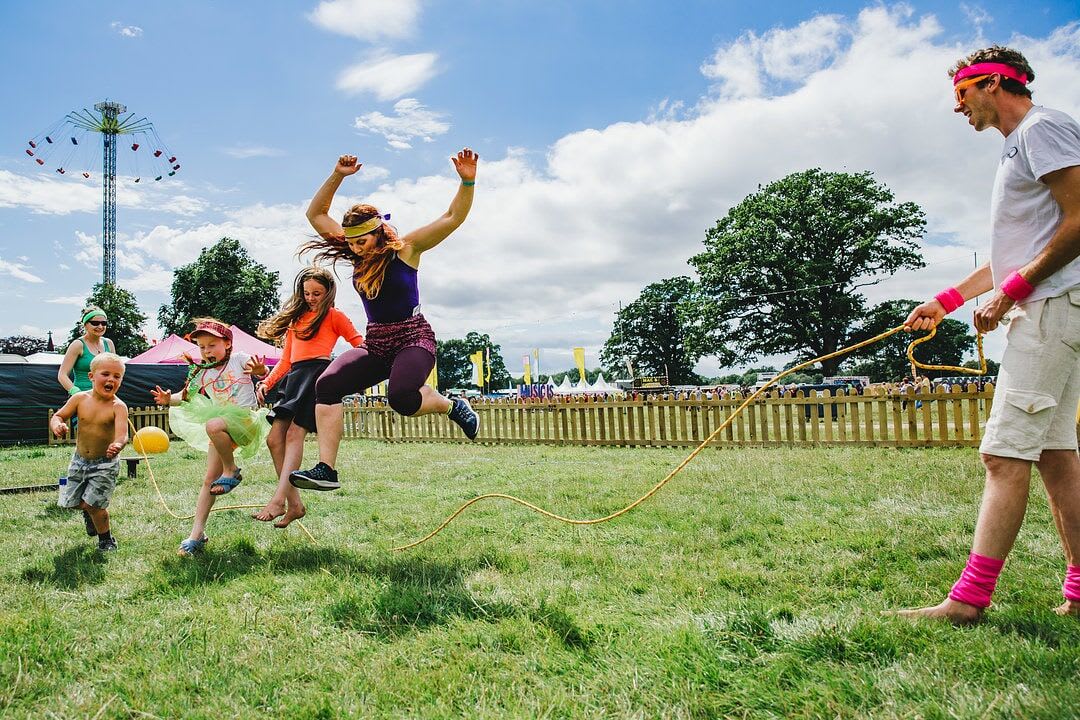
xmin=0 ymin=363 xmax=187 ymax=446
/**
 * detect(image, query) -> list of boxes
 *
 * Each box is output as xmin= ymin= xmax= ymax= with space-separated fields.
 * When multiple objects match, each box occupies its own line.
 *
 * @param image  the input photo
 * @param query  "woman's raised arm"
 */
xmin=306 ymin=155 xmax=362 ymax=238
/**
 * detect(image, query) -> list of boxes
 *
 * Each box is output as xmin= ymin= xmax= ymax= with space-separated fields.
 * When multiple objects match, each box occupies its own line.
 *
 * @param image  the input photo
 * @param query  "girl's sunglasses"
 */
xmin=87 ymin=320 xmax=108 ymax=327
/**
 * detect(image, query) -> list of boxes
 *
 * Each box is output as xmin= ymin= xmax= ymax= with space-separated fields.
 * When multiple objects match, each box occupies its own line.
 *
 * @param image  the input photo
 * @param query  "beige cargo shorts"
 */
xmin=980 ymin=289 xmax=1080 ymax=461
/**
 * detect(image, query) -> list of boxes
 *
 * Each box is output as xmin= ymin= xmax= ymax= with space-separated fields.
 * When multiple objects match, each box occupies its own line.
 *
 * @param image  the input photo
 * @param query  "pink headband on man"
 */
xmin=953 ymin=62 xmax=1028 ymax=85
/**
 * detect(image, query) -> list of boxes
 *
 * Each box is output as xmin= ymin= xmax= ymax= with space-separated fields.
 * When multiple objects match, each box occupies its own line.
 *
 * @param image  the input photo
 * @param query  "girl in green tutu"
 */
xmin=151 ymin=318 xmax=269 ymax=556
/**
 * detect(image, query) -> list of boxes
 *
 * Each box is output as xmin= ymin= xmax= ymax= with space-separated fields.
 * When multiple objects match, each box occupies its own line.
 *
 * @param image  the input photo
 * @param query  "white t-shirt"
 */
xmin=188 ymin=351 xmax=258 ymax=409
xmin=990 ymin=105 xmax=1080 ymax=303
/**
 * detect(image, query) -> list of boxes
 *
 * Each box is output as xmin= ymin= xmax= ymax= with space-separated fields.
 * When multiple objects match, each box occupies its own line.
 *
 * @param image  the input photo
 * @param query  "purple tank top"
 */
xmin=357 ymin=254 xmax=420 ymax=323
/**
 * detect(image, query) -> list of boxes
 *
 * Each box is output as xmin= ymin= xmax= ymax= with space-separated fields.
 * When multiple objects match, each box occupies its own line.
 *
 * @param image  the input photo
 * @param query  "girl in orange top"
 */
xmin=252 ymin=266 xmax=363 ymax=527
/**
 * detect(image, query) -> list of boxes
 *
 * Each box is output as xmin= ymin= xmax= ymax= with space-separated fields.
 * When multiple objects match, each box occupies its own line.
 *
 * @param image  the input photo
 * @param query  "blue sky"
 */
xmin=1 ymin=1 xmax=1078 ymax=376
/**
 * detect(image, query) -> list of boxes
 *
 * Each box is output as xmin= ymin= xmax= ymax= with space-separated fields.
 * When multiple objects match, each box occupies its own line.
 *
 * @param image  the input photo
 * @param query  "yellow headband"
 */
xmin=343 ymin=216 xmax=383 ymax=238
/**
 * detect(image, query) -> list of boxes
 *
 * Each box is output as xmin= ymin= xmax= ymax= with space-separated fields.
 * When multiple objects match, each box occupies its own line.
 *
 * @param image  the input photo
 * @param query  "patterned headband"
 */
xmin=343 ymin=213 xmax=391 ymax=239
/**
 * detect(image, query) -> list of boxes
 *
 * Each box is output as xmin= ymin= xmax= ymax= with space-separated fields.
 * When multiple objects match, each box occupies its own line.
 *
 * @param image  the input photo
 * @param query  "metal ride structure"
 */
xmin=25 ymin=100 xmax=180 ymax=284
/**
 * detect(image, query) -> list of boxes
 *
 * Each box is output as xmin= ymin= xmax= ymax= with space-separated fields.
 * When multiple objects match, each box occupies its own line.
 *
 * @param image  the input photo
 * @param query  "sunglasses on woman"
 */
xmin=87 ymin=320 xmax=108 ymax=327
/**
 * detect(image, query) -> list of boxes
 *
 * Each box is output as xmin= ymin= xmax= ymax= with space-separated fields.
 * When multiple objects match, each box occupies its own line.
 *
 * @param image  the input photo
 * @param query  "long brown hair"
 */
xmin=258 ymin=266 xmax=337 ymax=342
xmin=298 ymin=203 xmax=404 ymax=299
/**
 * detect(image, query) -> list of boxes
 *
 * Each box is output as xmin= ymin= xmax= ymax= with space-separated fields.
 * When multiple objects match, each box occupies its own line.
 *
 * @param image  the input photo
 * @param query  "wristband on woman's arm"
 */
xmin=461 ymin=180 xmax=475 ymax=186
xmin=1000 ymin=271 xmax=1034 ymax=302
xmin=934 ymin=287 xmax=965 ymax=314
xmin=67 ymin=386 xmax=80 ymax=396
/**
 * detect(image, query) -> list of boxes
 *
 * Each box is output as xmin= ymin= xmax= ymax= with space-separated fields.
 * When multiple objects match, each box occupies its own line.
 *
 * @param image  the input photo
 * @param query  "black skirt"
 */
xmin=266 ymin=358 xmax=330 ymax=431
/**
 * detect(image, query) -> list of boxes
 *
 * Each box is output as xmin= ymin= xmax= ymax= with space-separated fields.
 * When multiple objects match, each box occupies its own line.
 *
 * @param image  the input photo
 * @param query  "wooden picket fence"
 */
xmin=45 ymin=385 xmax=1002 ymax=449
xmin=343 ymin=384 xmax=997 ymax=448
xmin=47 ymin=405 xmax=176 ymax=446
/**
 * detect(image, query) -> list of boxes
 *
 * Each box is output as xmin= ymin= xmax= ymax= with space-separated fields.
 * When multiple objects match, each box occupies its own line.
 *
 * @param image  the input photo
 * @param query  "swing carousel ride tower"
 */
xmin=25 ymin=100 xmax=180 ymax=285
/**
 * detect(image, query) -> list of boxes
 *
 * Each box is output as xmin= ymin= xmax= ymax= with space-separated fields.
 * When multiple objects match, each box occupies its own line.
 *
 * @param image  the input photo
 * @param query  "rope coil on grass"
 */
xmin=391 ymin=324 xmax=985 ymax=551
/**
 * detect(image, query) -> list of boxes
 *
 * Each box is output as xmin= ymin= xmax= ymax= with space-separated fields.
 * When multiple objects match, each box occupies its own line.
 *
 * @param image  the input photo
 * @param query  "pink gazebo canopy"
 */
xmin=128 ymin=327 xmax=282 ymax=365
xmin=127 ymin=334 xmax=199 ymax=364
xmin=228 ymin=325 xmax=281 ymax=364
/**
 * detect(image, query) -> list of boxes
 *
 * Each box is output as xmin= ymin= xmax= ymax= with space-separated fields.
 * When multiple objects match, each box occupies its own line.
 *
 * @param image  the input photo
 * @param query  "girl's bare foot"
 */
xmin=1053 ymin=599 xmax=1080 ymax=617
xmin=273 ymin=504 xmax=307 ymax=529
xmin=891 ymin=598 xmax=983 ymax=625
xmin=252 ymin=502 xmax=285 ymax=522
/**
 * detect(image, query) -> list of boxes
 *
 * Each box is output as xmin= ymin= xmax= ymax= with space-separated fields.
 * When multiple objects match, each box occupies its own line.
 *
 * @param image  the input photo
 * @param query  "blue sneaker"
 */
xmin=448 ymin=398 xmax=479 ymax=440
xmin=289 ymin=462 xmax=341 ymax=491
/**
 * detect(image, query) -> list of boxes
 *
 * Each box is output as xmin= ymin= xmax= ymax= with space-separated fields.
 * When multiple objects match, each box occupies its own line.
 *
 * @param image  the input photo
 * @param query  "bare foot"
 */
xmin=889 ymin=598 xmax=984 ymax=625
xmin=273 ymin=504 xmax=307 ymax=529
xmin=1053 ymin=599 xmax=1080 ymax=617
xmin=252 ymin=501 xmax=285 ymax=522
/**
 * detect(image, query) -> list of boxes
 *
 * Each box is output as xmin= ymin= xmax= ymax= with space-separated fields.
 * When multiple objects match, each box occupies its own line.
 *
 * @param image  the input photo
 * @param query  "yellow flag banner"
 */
xmin=485 ymin=347 xmax=492 ymax=383
xmin=572 ymin=347 xmax=586 ymax=385
xmin=522 ymin=355 xmax=531 ymax=384
xmin=470 ymin=351 xmax=484 ymax=387
xmin=426 ymin=359 xmax=438 ymax=390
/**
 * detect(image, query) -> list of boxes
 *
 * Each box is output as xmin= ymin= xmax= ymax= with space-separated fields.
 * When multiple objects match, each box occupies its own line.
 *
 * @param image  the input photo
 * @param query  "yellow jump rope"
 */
xmin=132 ymin=324 xmax=983 ymax=552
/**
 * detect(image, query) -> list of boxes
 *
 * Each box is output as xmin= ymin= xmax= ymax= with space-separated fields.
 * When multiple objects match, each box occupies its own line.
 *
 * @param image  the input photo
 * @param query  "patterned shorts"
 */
xmin=58 ymin=453 xmax=119 ymax=509
xmin=364 ymin=313 xmax=437 ymax=360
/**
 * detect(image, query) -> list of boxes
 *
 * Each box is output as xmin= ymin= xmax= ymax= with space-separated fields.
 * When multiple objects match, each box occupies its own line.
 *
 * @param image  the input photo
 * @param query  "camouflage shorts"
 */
xmin=58 ymin=453 xmax=119 ymax=510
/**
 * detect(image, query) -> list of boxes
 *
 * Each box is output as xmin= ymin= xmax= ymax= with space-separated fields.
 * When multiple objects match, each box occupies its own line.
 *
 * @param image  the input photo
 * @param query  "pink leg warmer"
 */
xmin=1064 ymin=565 xmax=1080 ymax=602
xmin=949 ymin=553 xmax=1005 ymax=609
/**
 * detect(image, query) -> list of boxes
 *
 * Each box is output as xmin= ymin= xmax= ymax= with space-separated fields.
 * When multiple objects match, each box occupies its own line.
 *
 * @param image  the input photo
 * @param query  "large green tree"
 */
xmin=689 ymin=169 xmax=926 ymax=375
xmin=158 ymin=238 xmax=280 ymax=337
xmin=67 ymin=282 xmax=150 ymax=357
xmin=843 ymin=299 xmax=976 ymax=381
xmin=435 ymin=332 xmax=511 ymax=391
xmin=600 ymin=276 xmax=703 ymax=385
xmin=435 ymin=338 xmax=472 ymax=391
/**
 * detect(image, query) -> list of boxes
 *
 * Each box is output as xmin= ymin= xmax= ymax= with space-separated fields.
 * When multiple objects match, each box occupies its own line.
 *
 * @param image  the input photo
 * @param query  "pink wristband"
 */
xmin=934 ymin=287 xmax=964 ymax=314
xmin=1000 ymin=271 xmax=1034 ymax=302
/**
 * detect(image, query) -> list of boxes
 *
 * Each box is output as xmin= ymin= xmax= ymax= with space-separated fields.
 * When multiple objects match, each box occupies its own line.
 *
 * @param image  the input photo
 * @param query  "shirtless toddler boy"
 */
xmin=49 ymin=352 xmax=129 ymax=551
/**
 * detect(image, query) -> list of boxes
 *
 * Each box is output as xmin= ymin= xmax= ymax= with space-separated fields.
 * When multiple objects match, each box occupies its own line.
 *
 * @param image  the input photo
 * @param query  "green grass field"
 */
xmin=1 ymin=441 xmax=1078 ymax=719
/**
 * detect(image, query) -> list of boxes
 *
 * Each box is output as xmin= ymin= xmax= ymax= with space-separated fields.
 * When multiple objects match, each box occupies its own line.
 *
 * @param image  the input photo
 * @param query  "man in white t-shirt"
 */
xmin=899 ymin=46 xmax=1080 ymax=623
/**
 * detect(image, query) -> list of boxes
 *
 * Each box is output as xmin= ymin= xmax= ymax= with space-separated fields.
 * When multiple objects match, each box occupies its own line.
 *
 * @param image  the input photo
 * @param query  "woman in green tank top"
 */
xmin=58 ymin=306 xmax=116 ymax=394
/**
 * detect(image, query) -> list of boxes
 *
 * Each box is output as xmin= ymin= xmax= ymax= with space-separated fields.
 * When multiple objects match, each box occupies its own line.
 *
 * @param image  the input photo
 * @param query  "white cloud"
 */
xmin=46 ymin=295 xmax=87 ymax=306
xmin=960 ymin=4 xmax=993 ymax=36
xmin=0 ymin=169 xmax=208 ymax=216
xmin=701 ymin=14 xmax=849 ymax=98
xmin=308 ymin=0 xmax=421 ymax=41
xmin=336 ymin=53 xmax=440 ymax=100
xmin=221 ymin=145 xmax=286 ymax=159
xmin=353 ymin=98 xmax=449 ymax=149
xmin=110 ymin=21 xmax=143 ymax=38
xmin=0 ymin=257 xmax=43 ymax=283
xmin=13 ymin=8 xmax=1080 ymax=377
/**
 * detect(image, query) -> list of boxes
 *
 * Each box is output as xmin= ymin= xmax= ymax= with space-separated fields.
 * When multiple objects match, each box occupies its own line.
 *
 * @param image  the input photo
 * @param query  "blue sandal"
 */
xmin=177 ymin=535 xmax=208 ymax=557
xmin=210 ymin=469 xmax=242 ymax=495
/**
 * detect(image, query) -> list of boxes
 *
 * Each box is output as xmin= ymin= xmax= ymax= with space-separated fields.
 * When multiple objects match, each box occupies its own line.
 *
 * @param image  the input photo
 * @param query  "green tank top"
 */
xmin=71 ymin=337 xmax=114 ymax=390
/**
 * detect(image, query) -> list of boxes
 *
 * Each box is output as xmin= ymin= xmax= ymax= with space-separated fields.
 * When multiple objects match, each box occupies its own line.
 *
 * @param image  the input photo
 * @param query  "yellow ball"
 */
xmin=133 ymin=426 xmax=170 ymax=454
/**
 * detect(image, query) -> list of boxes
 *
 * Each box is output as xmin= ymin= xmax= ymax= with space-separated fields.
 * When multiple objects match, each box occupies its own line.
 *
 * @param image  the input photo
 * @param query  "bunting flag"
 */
xmin=522 ymin=354 xmax=532 ymax=384
xmin=426 ymin=359 xmax=438 ymax=390
xmin=470 ymin=351 xmax=485 ymax=387
xmin=485 ymin=347 xmax=492 ymax=383
xmin=573 ymin=347 xmax=586 ymax=385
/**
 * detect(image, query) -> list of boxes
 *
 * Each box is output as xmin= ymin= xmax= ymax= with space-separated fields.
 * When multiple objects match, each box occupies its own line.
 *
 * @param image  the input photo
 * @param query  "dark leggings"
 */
xmin=315 ymin=346 xmax=435 ymax=416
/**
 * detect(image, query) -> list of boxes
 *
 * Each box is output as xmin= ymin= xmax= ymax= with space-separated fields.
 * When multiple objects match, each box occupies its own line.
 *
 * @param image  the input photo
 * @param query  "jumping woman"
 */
xmin=290 ymin=150 xmax=480 ymax=491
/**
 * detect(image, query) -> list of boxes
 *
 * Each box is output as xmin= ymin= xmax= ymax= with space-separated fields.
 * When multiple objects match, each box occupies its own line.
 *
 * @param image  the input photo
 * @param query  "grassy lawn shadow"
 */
xmin=21 ymin=544 xmax=108 ymax=590
xmin=149 ymin=541 xmax=591 ymax=647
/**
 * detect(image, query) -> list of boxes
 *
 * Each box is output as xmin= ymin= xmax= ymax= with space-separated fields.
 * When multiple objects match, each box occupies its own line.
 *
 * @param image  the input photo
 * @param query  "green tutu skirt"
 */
xmin=169 ymin=395 xmax=270 ymax=460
